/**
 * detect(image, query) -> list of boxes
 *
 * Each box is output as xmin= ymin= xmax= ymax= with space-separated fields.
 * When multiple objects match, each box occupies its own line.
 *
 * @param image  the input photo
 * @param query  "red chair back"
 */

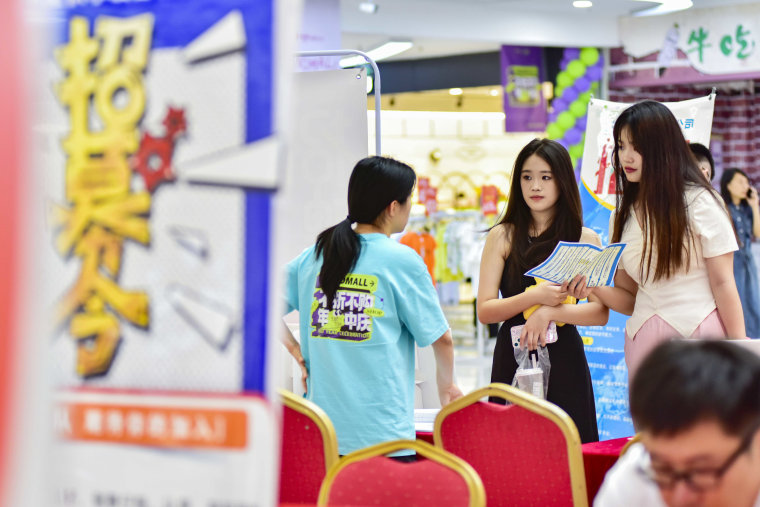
xmin=435 ymin=383 xmax=587 ymax=507
xmin=319 ymin=439 xmax=484 ymax=507
xmin=278 ymin=390 xmax=338 ymax=504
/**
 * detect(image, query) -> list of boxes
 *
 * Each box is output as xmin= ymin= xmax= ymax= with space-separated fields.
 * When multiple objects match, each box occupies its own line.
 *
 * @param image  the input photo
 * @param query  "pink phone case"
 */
xmin=511 ymin=321 xmax=558 ymax=348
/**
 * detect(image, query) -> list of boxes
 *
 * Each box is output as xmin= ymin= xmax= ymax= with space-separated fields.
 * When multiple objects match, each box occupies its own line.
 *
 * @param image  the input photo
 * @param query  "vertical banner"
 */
xmin=501 ymin=45 xmax=548 ymax=132
xmin=577 ymin=94 xmax=715 ymax=439
xmin=41 ymin=0 xmax=292 ymax=504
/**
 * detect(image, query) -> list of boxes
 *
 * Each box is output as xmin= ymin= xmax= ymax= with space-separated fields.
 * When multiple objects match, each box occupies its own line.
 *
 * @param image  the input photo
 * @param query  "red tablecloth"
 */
xmin=416 ymin=430 xmax=435 ymax=445
xmin=581 ymin=437 xmax=633 ymax=504
xmin=417 ymin=431 xmax=631 ymax=504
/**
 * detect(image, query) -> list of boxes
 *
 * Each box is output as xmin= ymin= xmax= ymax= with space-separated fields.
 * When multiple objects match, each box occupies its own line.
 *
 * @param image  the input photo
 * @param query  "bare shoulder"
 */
xmin=485 ymin=223 xmax=513 ymax=258
xmin=580 ymin=227 xmax=602 ymax=247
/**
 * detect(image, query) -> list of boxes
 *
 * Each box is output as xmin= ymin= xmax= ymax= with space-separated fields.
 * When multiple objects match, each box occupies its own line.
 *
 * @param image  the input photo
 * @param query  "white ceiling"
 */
xmin=340 ymin=0 xmax=760 ymax=60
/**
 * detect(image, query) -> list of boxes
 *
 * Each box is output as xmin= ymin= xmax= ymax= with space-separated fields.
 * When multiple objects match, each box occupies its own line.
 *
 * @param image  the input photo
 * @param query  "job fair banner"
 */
xmin=577 ymin=94 xmax=715 ymax=439
xmin=40 ymin=0 xmax=295 ymax=504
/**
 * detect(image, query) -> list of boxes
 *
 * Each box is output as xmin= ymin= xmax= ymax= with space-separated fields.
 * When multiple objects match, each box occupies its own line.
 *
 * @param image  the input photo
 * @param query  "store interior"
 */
xmin=332 ymin=0 xmax=760 ymax=398
xmin=7 ymin=0 xmax=760 ymax=505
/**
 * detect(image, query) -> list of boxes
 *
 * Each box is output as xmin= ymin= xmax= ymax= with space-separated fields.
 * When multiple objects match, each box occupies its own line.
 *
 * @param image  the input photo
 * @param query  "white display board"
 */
xmin=52 ymin=390 xmax=277 ymax=507
xmin=274 ymin=67 xmax=369 ymax=265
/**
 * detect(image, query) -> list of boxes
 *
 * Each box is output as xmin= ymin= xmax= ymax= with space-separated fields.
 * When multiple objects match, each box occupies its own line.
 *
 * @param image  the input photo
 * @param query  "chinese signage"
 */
xmin=52 ymin=390 xmax=277 ymax=507
xmin=54 ymin=14 xmax=154 ymax=378
xmin=47 ymin=0 xmax=278 ymax=393
xmin=619 ymin=4 xmax=760 ymax=77
xmin=500 ymin=45 xmax=547 ymax=132
xmin=577 ymin=94 xmax=715 ymax=439
xmin=44 ymin=0 xmax=286 ymax=504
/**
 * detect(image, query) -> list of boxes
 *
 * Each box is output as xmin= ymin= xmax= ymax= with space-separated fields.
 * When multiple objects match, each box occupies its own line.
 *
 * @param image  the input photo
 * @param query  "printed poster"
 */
xmin=501 ymin=45 xmax=548 ymax=132
xmin=40 ymin=0 xmax=293 ymax=505
xmin=44 ymin=0 xmax=280 ymax=392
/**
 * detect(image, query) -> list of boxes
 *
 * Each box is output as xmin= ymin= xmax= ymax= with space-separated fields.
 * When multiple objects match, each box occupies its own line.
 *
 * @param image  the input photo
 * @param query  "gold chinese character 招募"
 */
xmin=54 ymin=14 xmax=154 ymax=377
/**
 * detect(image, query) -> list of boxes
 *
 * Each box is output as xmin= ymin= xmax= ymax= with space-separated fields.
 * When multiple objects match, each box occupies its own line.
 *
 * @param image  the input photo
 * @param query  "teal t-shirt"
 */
xmin=285 ymin=233 xmax=449 ymax=455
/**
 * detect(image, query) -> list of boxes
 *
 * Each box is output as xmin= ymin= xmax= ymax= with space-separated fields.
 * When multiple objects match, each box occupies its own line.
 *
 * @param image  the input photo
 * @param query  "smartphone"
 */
xmin=511 ymin=321 xmax=558 ymax=348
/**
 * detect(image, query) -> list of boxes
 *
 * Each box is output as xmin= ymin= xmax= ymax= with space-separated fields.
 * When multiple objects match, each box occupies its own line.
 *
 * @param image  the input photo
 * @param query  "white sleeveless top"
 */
xmin=614 ymin=187 xmax=738 ymax=338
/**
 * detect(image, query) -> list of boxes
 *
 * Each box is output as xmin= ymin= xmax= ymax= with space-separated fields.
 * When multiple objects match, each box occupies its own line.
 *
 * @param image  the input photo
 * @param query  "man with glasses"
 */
xmin=595 ymin=340 xmax=760 ymax=507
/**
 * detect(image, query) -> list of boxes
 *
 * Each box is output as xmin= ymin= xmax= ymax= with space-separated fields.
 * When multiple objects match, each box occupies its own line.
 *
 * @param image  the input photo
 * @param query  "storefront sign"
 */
xmin=616 ymin=4 xmax=760 ymax=85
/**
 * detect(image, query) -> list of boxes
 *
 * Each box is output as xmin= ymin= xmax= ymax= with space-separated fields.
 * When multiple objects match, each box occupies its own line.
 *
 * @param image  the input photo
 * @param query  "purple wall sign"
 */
xmin=501 ymin=45 xmax=548 ymax=132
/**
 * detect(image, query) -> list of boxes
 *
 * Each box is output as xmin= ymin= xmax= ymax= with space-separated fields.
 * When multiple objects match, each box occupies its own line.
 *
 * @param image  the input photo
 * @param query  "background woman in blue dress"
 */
xmin=720 ymin=168 xmax=760 ymax=338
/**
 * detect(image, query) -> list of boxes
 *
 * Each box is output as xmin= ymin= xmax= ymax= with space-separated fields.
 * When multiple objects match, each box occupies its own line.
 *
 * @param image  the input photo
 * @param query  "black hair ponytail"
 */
xmin=315 ymin=156 xmax=416 ymax=308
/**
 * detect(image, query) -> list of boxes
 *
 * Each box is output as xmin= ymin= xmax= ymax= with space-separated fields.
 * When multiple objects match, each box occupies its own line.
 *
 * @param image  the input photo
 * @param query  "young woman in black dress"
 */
xmin=477 ymin=138 xmax=607 ymax=443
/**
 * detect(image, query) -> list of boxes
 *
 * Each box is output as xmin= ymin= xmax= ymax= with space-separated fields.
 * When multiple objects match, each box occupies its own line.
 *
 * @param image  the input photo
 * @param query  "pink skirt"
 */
xmin=625 ymin=309 xmax=726 ymax=383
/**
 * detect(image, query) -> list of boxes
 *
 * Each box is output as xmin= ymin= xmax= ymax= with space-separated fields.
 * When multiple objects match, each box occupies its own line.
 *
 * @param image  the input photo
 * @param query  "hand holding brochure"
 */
xmin=525 ymin=241 xmax=626 ymax=287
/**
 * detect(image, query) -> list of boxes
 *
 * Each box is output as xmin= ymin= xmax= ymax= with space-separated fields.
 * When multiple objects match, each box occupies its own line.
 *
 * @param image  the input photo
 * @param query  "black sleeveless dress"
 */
xmin=490 ymin=263 xmax=599 ymax=443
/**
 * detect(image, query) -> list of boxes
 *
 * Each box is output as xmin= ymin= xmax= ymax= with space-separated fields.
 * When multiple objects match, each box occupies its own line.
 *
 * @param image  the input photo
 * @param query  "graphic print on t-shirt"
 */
xmin=311 ymin=274 xmax=384 ymax=342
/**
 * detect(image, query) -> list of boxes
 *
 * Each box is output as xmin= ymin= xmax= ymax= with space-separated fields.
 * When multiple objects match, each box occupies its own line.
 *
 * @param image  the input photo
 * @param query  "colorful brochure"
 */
xmin=525 ymin=241 xmax=626 ymax=287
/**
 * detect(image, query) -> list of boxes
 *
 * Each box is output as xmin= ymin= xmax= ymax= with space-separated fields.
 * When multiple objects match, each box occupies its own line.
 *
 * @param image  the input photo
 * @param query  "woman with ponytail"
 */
xmin=283 ymin=156 xmax=462 ymax=458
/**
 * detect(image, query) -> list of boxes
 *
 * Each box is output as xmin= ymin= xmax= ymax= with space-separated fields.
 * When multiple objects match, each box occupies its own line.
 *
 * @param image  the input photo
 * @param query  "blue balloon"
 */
xmin=574 ymin=76 xmax=591 ymax=93
xmin=587 ymin=64 xmax=603 ymax=82
xmin=560 ymin=58 xmax=570 ymax=71
xmin=565 ymin=126 xmax=584 ymax=146
xmin=561 ymin=86 xmax=579 ymax=104
xmin=564 ymin=48 xmax=580 ymax=60
xmin=576 ymin=115 xmax=587 ymax=131
xmin=552 ymin=97 xmax=568 ymax=111
xmin=548 ymin=110 xmax=559 ymax=123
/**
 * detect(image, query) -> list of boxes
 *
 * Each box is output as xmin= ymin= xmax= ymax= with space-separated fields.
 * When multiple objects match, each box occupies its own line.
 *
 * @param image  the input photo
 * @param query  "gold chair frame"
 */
xmin=318 ymin=438 xmax=486 ymax=507
xmin=280 ymin=389 xmax=339 ymax=472
xmin=619 ymin=433 xmax=641 ymax=457
xmin=433 ymin=382 xmax=588 ymax=507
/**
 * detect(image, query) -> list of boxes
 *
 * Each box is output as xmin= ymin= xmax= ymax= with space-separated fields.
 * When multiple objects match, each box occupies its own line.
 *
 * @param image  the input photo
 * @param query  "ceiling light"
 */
xmin=339 ymin=41 xmax=413 ymax=67
xmin=573 ymin=1 xmax=593 ymax=7
xmin=489 ymin=89 xmax=499 ymax=97
xmin=449 ymin=88 xmax=463 ymax=96
xmin=358 ymin=1 xmax=378 ymax=14
xmin=632 ymin=0 xmax=692 ymax=16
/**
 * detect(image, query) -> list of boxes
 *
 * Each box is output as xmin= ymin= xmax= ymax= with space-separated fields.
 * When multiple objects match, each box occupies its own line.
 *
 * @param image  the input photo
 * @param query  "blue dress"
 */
xmin=729 ymin=202 xmax=760 ymax=338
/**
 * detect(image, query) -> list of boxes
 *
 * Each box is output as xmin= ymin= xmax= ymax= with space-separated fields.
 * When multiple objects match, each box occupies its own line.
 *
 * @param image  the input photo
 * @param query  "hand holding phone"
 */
xmin=511 ymin=321 xmax=558 ymax=348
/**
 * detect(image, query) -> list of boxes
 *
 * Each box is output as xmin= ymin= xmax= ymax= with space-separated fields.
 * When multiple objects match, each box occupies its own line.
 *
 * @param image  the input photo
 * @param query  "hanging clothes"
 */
xmin=400 ymin=230 xmax=437 ymax=285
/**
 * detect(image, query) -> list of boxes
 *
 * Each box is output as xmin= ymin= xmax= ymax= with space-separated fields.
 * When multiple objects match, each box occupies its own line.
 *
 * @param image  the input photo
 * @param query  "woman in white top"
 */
xmin=572 ymin=100 xmax=745 ymax=380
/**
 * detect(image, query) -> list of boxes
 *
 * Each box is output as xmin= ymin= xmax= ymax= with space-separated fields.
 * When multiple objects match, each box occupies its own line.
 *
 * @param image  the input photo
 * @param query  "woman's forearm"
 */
xmin=713 ymin=280 xmax=746 ymax=338
xmin=590 ymin=286 xmax=635 ymax=316
xmin=542 ymin=301 xmax=609 ymax=326
xmin=477 ymin=290 xmax=541 ymax=324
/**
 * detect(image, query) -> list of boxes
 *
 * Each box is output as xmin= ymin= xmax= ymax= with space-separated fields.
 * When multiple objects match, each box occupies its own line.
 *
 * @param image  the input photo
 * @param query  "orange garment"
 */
xmin=400 ymin=231 xmax=437 ymax=285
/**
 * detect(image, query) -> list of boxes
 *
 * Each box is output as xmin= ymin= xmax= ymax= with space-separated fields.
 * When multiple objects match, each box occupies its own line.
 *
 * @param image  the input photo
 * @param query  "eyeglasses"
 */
xmin=637 ymin=425 xmax=759 ymax=492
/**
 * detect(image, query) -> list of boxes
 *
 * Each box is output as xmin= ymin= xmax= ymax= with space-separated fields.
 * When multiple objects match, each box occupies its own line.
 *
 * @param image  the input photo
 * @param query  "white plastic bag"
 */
xmin=512 ymin=347 xmax=551 ymax=399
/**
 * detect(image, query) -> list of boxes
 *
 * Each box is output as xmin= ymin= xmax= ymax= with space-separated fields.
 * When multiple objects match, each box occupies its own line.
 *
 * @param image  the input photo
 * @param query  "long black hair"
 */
xmin=315 ymin=156 xmax=416 ymax=308
xmin=720 ymin=167 xmax=751 ymax=208
xmin=720 ymin=167 xmax=752 ymax=247
xmin=496 ymin=138 xmax=583 ymax=286
xmin=611 ymin=100 xmax=716 ymax=282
